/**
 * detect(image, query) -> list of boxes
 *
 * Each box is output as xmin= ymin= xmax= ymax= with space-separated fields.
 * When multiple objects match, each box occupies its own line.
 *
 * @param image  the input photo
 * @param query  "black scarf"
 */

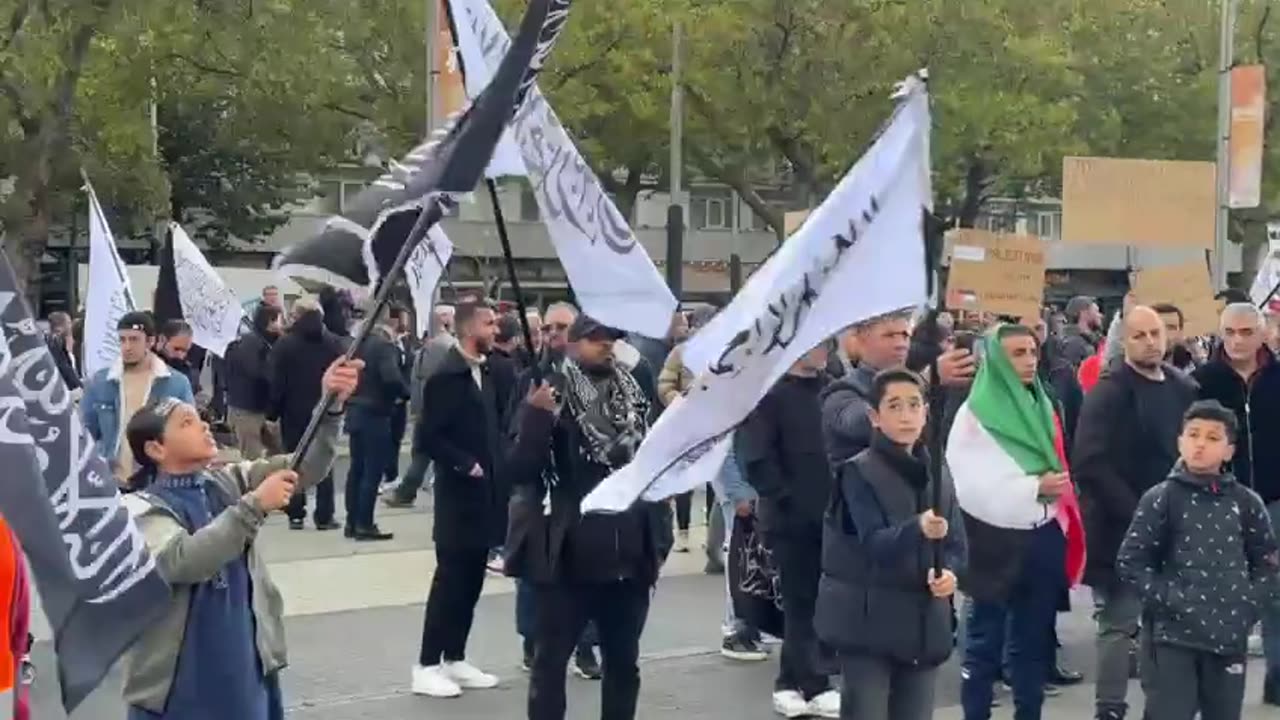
xmin=870 ymin=430 xmax=931 ymax=493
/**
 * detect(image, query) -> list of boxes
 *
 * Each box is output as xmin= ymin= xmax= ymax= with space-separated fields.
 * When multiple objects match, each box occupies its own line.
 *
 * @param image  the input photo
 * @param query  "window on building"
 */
xmin=979 ymin=212 xmax=1017 ymax=234
xmin=702 ymin=198 xmax=727 ymax=229
xmin=1035 ymin=211 xmax=1061 ymax=241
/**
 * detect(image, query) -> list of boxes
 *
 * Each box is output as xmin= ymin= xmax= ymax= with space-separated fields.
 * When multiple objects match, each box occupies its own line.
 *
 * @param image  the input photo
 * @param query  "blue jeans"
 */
xmin=1265 ymin=501 xmax=1280 ymax=673
xmin=344 ymin=412 xmax=392 ymax=529
xmin=961 ymin=524 xmax=1065 ymax=720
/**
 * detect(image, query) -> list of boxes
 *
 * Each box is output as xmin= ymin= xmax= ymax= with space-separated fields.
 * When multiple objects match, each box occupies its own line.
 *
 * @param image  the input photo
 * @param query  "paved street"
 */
xmin=25 ymin=454 xmax=1276 ymax=718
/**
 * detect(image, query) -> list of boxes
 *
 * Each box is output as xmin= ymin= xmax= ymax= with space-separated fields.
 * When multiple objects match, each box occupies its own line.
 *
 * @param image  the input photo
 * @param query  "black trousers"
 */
xmin=674 ymin=491 xmax=692 ymax=531
xmin=418 ymin=546 xmax=489 ymax=666
xmin=282 ymin=421 xmax=333 ymax=524
xmin=1144 ymin=642 xmax=1246 ymax=720
xmin=386 ymin=402 xmax=407 ymax=483
xmin=770 ymin=532 xmax=830 ymax=699
xmin=528 ymin=579 xmax=651 ymax=720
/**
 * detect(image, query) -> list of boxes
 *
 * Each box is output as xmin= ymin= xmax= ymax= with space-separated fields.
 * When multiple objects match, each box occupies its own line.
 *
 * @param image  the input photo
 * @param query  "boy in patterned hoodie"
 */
xmin=1117 ymin=399 xmax=1280 ymax=720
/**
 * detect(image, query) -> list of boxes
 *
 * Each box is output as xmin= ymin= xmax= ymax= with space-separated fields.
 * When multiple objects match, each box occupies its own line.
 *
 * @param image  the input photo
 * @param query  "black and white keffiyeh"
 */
xmin=561 ymin=358 xmax=649 ymax=470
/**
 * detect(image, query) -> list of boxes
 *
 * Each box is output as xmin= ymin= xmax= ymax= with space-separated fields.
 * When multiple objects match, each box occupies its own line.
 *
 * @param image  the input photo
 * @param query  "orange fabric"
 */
xmin=0 ymin=519 xmax=16 ymax=695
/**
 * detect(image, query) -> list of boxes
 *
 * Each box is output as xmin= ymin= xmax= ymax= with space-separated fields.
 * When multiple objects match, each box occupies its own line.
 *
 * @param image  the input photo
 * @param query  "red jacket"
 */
xmin=0 ymin=520 xmax=30 ymax=720
xmin=1077 ymin=342 xmax=1106 ymax=393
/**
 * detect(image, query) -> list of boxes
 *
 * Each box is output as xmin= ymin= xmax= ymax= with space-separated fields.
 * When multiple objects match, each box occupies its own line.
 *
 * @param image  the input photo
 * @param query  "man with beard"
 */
xmin=1072 ymin=306 xmax=1197 ymax=720
xmin=488 ymin=314 xmax=523 ymax=424
xmin=506 ymin=315 xmax=666 ymax=720
xmin=225 ymin=303 xmax=285 ymax=460
xmin=1193 ymin=302 xmax=1280 ymax=705
xmin=83 ymin=311 xmax=194 ymax=484
xmin=1153 ymin=303 xmax=1198 ymax=373
xmin=739 ymin=341 xmax=841 ymax=718
xmin=411 ymin=300 xmax=504 ymax=698
xmin=1060 ymin=296 xmax=1104 ymax=370
xmin=269 ymin=296 xmax=345 ymax=530
xmin=823 ymin=312 xmax=975 ymax=465
xmin=156 ymin=320 xmax=201 ymax=394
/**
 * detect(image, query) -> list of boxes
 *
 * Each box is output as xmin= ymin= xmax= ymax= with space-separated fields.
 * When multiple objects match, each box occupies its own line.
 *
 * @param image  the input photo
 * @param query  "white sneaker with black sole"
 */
xmin=720 ymin=634 xmax=768 ymax=662
xmin=442 ymin=660 xmax=499 ymax=689
xmin=806 ymin=689 xmax=840 ymax=718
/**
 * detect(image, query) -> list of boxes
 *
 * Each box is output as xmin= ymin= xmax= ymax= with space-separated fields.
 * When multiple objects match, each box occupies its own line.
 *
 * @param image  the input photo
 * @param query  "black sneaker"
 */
xmin=1049 ymin=663 xmax=1084 ymax=686
xmin=353 ymin=525 xmax=394 ymax=541
xmin=1265 ymin=671 xmax=1280 ymax=706
xmin=571 ymin=646 xmax=602 ymax=680
xmin=314 ymin=519 xmax=341 ymax=531
xmin=720 ymin=633 xmax=768 ymax=662
xmin=521 ymin=638 xmax=534 ymax=673
xmin=288 ymin=518 xmax=304 ymax=531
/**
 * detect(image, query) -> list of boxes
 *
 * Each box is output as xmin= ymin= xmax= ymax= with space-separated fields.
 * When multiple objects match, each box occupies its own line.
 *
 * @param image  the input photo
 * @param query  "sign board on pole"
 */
xmin=1129 ymin=260 xmax=1219 ymax=337
xmin=944 ymin=229 xmax=1046 ymax=320
xmin=1229 ymin=65 xmax=1266 ymax=209
xmin=1062 ymin=157 xmax=1215 ymax=249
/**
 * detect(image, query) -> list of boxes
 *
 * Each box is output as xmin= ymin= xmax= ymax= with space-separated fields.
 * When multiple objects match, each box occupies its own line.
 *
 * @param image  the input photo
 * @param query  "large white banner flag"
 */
xmin=448 ymin=0 xmax=677 ymax=339
xmin=583 ymin=73 xmax=932 ymax=512
xmin=170 ymin=222 xmax=245 ymax=357
xmin=82 ymin=182 xmax=136 ymax=378
xmin=448 ymin=2 xmax=526 ymax=179
xmin=407 ymin=225 xmax=456 ymax=338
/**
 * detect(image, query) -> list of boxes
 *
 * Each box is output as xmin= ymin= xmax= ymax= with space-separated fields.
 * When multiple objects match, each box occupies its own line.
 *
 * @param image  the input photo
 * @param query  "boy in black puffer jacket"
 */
xmin=1117 ymin=400 xmax=1280 ymax=720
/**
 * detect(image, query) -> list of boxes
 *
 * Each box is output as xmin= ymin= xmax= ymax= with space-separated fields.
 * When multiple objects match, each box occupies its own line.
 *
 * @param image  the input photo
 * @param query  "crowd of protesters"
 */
xmin=23 ymin=283 xmax=1280 ymax=720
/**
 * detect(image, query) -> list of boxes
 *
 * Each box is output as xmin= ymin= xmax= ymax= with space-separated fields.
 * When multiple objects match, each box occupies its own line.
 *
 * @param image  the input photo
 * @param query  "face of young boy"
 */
xmin=145 ymin=404 xmax=218 ymax=468
xmin=1178 ymin=418 xmax=1234 ymax=474
xmin=870 ymin=381 xmax=926 ymax=447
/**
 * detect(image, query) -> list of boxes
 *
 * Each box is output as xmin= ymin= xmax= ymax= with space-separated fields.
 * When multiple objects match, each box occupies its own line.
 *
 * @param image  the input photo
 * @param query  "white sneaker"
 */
xmin=443 ymin=660 xmax=499 ymax=689
xmin=411 ymin=664 xmax=461 ymax=698
xmin=806 ymin=689 xmax=841 ymax=718
xmin=772 ymin=690 xmax=810 ymax=718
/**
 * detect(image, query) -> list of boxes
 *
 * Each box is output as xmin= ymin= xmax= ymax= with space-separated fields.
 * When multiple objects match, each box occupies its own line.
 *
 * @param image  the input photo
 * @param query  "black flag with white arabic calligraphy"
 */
xmin=0 ymin=254 xmax=168 ymax=712
xmin=274 ymin=0 xmax=574 ymax=292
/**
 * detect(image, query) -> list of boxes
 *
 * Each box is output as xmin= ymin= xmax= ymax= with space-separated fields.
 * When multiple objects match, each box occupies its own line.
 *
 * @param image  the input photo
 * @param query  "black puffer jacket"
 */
xmin=1193 ymin=349 xmax=1280 ymax=504
xmin=268 ymin=311 xmax=344 ymax=447
xmin=815 ymin=433 xmax=966 ymax=666
xmin=225 ymin=331 xmax=275 ymax=414
xmin=1117 ymin=466 xmax=1279 ymax=656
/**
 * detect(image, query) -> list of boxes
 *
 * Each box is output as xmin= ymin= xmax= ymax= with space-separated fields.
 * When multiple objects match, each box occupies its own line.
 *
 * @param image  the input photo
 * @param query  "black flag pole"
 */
xmin=287 ymin=200 xmax=447 ymax=470
xmin=923 ymin=208 xmax=946 ymax=576
xmin=485 ymin=179 xmax=541 ymax=380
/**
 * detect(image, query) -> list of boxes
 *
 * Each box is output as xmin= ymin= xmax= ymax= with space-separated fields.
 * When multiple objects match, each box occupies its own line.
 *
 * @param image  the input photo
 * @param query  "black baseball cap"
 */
xmin=117 ymin=311 xmax=156 ymax=336
xmin=569 ymin=315 xmax=624 ymax=342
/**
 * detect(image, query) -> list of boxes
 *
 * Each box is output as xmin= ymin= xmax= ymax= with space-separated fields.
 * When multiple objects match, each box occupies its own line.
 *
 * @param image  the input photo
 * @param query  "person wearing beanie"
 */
xmin=82 ymin=311 xmax=195 ymax=485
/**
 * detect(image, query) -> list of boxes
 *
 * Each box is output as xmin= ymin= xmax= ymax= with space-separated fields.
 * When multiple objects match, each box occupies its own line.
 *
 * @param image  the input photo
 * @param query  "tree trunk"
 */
xmin=614 ymin=164 xmax=644 ymax=223
xmin=956 ymin=156 xmax=989 ymax=229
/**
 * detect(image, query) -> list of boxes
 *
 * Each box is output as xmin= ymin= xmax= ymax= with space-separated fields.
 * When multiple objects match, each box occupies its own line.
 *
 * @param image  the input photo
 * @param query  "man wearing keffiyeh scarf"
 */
xmin=504 ymin=314 xmax=671 ymax=720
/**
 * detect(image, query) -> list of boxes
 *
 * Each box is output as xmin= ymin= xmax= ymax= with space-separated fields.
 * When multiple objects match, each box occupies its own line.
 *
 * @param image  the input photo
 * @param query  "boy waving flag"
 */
xmin=945 ymin=324 xmax=1085 ymax=720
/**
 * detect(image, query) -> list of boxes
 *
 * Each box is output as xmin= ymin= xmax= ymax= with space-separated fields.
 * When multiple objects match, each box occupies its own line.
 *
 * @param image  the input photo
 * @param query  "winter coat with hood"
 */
xmin=267 ymin=310 xmax=344 ymax=448
xmin=224 ymin=308 xmax=279 ymax=414
xmin=1117 ymin=464 xmax=1279 ymax=657
xmin=1071 ymin=360 xmax=1197 ymax=588
xmin=1193 ymin=347 xmax=1280 ymax=504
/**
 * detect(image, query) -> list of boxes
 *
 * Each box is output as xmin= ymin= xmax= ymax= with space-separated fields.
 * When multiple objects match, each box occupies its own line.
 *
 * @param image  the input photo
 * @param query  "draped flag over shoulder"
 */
xmin=168 ymin=223 xmax=246 ymax=357
xmin=582 ymin=73 xmax=932 ymax=513
xmin=945 ymin=325 xmax=1086 ymax=587
xmin=82 ymin=181 xmax=136 ymax=378
xmin=275 ymin=0 xmax=575 ymax=295
xmin=0 ymin=255 xmax=168 ymax=712
xmin=447 ymin=0 xmax=677 ymax=339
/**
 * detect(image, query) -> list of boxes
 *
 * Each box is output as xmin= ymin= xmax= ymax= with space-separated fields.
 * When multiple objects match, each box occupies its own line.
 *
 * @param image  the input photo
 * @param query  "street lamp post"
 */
xmin=1213 ymin=0 xmax=1239 ymax=291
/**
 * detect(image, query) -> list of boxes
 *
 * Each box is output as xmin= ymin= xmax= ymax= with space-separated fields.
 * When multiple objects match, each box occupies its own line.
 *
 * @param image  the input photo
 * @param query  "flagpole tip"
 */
xmin=891 ymin=69 xmax=929 ymax=100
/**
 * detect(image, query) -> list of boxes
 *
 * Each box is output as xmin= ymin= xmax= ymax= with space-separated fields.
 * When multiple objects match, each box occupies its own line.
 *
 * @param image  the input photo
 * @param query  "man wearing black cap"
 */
xmin=507 ymin=314 xmax=670 ymax=720
xmin=82 ymin=311 xmax=195 ymax=485
xmin=1061 ymin=295 xmax=1104 ymax=370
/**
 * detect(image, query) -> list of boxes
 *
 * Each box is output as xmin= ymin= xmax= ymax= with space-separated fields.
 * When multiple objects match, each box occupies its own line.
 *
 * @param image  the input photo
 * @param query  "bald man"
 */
xmin=1194 ymin=303 xmax=1280 ymax=702
xmin=1071 ymin=305 xmax=1198 ymax=720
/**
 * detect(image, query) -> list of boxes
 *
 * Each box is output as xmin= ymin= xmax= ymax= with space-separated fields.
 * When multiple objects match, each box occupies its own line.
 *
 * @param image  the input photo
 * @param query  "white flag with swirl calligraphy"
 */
xmin=448 ymin=0 xmax=677 ymax=339
xmin=82 ymin=181 xmax=136 ymax=378
xmin=407 ymin=225 xmax=455 ymax=339
xmin=582 ymin=73 xmax=932 ymax=513
xmin=170 ymin=223 xmax=246 ymax=356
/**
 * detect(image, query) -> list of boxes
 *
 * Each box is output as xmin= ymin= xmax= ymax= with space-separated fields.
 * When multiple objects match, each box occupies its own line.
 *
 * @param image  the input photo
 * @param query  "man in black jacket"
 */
xmin=270 ymin=296 xmax=345 ymax=530
xmin=739 ymin=342 xmax=841 ymax=719
xmin=226 ymin=303 xmax=284 ymax=460
xmin=1060 ymin=295 xmax=1103 ymax=371
xmin=1193 ymin=302 xmax=1280 ymax=703
xmin=342 ymin=308 xmax=410 ymax=541
xmin=1071 ymin=306 xmax=1197 ymax=720
xmin=506 ymin=314 xmax=667 ymax=720
xmin=411 ymin=300 xmax=503 ymax=698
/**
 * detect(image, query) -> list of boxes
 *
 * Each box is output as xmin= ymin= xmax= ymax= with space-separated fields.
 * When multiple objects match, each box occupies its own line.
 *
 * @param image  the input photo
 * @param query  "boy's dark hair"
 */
xmin=1151 ymin=303 xmax=1184 ymax=329
xmin=124 ymin=397 xmax=187 ymax=490
xmin=1182 ymin=399 xmax=1238 ymax=442
xmin=869 ymin=367 xmax=926 ymax=407
xmin=117 ymin=311 xmax=156 ymax=336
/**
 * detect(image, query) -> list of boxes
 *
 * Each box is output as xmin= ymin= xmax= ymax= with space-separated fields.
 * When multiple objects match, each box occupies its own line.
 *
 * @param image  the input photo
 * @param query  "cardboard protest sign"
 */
xmin=1062 ymin=157 xmax=1215 ymax=249
xmin=944 ymin=229 xmax=1046 ymax=320
xmin=1129 ymin=260 xmax=1219 ymax=336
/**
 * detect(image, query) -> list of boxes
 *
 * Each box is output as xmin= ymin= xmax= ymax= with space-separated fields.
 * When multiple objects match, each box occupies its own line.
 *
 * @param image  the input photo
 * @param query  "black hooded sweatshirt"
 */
xmin=1193 ymin=348 xmax=1280 ymax=504
xmin=268 ymin=310 xmax=345 ymax=447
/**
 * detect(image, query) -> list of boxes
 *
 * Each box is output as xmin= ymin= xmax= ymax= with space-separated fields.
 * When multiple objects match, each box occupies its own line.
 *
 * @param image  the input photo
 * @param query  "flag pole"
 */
xmin=287 ymin=200 xmax=447 ymax=470
xmin=923 ymin=209 xmax=945 ymax=576
xmin=485 ymin=178 xmax=540 ymax=377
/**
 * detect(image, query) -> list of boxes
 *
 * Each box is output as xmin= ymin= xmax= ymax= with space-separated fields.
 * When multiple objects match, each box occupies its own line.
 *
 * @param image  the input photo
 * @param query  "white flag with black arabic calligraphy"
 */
xmin=582 ymin=73 xmax=932 ymax=513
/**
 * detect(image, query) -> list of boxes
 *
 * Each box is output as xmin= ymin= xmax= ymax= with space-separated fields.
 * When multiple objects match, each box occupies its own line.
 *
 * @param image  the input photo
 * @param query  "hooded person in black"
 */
xmin=269 ymin=296 xmax=345 ymax=529
xmin=225 ymin=303 xmax=285 ymax=460
xmin=739 ymin=342 xmax=841 ymax=718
